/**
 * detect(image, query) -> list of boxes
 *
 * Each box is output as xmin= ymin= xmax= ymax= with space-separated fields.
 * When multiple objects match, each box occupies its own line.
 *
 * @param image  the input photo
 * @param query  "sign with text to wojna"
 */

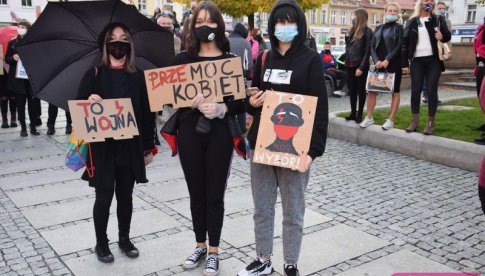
xmin=253 ymin=91 xmax=317 ymax=171
xmin=68 ymin=98 xmax=139 ymax=143
xmin=144 ymin=57 xmax=245 ymax=111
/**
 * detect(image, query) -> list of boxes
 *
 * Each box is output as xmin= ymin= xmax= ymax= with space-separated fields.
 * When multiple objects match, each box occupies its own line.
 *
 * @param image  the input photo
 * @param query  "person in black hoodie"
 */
xmin=402 ymin=0 xmax=451 ymax=135
xmin=238 ymin=1 xmax=328 ymax=276
xmin=344 ymin=8 xmax=373 ymax=124
xmin=77 ymin=22 xmax=156 ymax=264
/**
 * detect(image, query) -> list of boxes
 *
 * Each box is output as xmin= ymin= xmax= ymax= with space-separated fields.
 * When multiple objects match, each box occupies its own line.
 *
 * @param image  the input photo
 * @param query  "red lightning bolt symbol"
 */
xmin=277 ymin=108 xmax=284 ymax=123
xmin=115 ymin=100 xmax=124 ymax=116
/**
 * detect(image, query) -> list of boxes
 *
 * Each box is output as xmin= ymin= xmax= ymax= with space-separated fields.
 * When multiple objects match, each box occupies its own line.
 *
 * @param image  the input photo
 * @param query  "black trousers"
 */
xmin=0 ymin=97 xmax=16 ymax=121
xmin=410 ymin=56 xmax=441 ymax=117
xmin=347 ymin=67 xmax=368 ymax=117
xmin=15 ymin=93 xmax=40 ymax=127
xmin=178 ymin=117 xmax=233 ymax=247
xmin=476 ymin=65 xmax=485 ymax=97
xmin=47 ymin=103 xmax=72 ymax=127
xmin=93 ymin=165 xmax=135 ymax=244
xmin=325 ymin=69 xmax=347 ymax=90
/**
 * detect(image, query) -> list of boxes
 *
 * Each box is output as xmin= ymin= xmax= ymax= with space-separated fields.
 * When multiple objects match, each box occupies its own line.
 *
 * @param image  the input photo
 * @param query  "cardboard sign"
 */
xmin=68 ymin=99 xmax=139 ymax=143
xmin=15 ymin=59 xmax=28 ymax=79
xmin=253 ymin=91 xmax=318 ymax=171
xmin=144 ymin=57 xmax=245 ymax=111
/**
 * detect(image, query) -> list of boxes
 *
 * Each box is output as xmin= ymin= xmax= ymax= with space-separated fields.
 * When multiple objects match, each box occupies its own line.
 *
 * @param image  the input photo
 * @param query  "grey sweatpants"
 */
xmin=250 ymin=151 xmax=310 ymax=265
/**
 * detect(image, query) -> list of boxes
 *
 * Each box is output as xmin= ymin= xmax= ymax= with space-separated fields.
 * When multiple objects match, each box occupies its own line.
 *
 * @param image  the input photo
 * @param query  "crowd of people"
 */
xmin=0 ymin=0 xmax=481 ymax=275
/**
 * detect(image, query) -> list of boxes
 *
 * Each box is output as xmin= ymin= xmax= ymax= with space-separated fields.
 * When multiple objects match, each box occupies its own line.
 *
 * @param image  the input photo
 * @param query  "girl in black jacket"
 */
xmin=239 ymin=1 xmax=327 ymax=275
xmin=402 ymin=0 xmax=451 ymax=135
xmin=344 ymin=8 xmax=373 ymax=124
xmin=77 ymin=23 xmax=156 ymax=264
xmin=360 ymin=2 xmax=404 ymax=130
xmin=5 ymin=20 xmax=40 ymax=136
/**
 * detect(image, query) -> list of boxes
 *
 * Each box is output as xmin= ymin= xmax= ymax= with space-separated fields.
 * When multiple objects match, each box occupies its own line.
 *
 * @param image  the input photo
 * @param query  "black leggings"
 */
xmin=15 ymin=93 xmax=40 ymax=127
xmin=93 ymin=166 xmax=135 ymax=244
xmin=347 ymin=67 xmax=368 ymax=117
xmin=410 ymin=56 xmax=441 ymax=117
xmin=325 ymin=70 xmax=347 ymax=90
xmin=1 ymin=97 xmax=16 ymax=121
xmin=177 ymin=117 xmax=233 ymax=247
xmin=47 ymin=103 xmax=72 ymax=127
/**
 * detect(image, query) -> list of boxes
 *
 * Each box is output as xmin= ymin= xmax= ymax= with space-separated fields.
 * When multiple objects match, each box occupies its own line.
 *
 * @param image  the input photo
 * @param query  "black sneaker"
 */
xmin=10 ymin=121 xmax=17 ymax=128
xmin=183 ymin=246 xmax=207 ymax=269
xmin=204 ymin=253 xmax=219 ymax=276
xmin=1 ymin=121 xmax=8 ymax=128
xmin=238 ymin=258 xmax=273 ymax=276
xmin=118 ymin=237 xmax=139 ymax=258
xmin=284 ymin=264 xmax=300 ymax=276
xmin=47 ymin=126 xmax=55 ymax=135
xmin=95 ymin=242 xmax=114 ymax=263
xmin=345 ymin=114 xmax=356 ymax=121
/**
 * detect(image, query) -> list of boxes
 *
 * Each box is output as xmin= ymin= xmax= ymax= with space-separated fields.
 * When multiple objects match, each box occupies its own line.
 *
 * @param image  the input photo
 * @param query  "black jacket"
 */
xmin=371 ymin=22 xmax=403 ymax=64
xmin=78 ymin=66 xmax=155 ymax=188
xmin=5 ymin=37 xmax=32 ymax=95
xmin=247 ymin=0 xmax=328 ymax=160
xmin=402 ymin=14 xmax=451 ymax=71
xmin=345 ymin=27 xmax=373 ymax=71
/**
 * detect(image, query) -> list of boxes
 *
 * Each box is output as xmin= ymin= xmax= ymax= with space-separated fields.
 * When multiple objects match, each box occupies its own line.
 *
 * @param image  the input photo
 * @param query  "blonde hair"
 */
xmin=385 ymin=2 xmax=402 ymax=19
xmin=411 ymin=0 xmax=438 ymax=18
xmin=101 ymin=24 xmax=137 ymax=73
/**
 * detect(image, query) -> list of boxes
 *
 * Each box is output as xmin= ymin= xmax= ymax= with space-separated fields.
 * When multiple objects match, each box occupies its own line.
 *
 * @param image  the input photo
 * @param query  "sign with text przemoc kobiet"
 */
xmin=68 ymin=98 xmax=139 ymax=143
xmin=144 ymin=57 xmax=245 ymax=111
xmin=253 ymin=91 xmax=317 ymax=171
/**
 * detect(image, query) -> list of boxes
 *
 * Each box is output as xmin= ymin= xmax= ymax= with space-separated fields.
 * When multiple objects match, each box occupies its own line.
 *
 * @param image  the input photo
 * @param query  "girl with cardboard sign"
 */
xmin=239 ymin=1 xmax=328 ymax=275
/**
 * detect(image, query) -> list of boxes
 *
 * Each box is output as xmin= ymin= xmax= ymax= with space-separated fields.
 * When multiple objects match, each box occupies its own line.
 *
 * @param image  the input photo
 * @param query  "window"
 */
xmin=21 ymin=0 xmax=31 ymax=7
xmin=341 ymin=11 xmax=347 ymax=25
xmin=138 ymin=0 xmax=146 ymax=15
xmin=331 ymin=10 xmax=336 ymax=24
xmin=0 ymin=0 xmax=7 ymax=5
xmin=311 ymin=9 xmax=317 ymax=24
xmin=320 ymin=10 xmax=326 ymax=24
xmin=263 ymin=13 xmax=268 ymax=21
xmin=462 ymin=37 xmax=473 ymax=43
xmin=467 ymin=5 xmax=476 ymax=23
xmin=372 ymin=14 xmax=378 ymax=25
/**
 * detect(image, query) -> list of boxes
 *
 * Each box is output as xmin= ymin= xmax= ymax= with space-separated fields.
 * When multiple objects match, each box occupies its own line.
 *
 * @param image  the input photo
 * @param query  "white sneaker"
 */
xmin=382 ymin=119 xmax=394 ymax=130
xmin=359 ymin=116 xmax=374 ymax=128
xmin=334 ymin=90 xmax=345 ymax=96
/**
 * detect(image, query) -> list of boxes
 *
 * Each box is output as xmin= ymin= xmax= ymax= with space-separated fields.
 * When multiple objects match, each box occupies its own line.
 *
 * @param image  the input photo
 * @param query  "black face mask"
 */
xmin=254 ymin=34 xmax=262 ymax=42
xmin=324 ymin=49 xmax=331 ymax=53
xmin=352 ymin=19 xmax=356 ymax=25
xmin=106 ymin=41 xmax=130 ymax=60
xmin=195 ymin=25 xmax=217 ymax=42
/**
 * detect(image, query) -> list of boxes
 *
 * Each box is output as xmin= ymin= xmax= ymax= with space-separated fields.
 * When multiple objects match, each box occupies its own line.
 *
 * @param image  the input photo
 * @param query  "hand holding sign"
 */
xmin=88 ymin=94 xmax=103 ymax=103
xmin=198 ymin=103 xmax=227 ymax=119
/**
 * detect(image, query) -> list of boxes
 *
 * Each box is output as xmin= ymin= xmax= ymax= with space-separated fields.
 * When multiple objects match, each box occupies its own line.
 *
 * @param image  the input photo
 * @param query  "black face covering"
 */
xmin=254 ymin=34 xmax=263 ymax=42
xmin=324 ymin=49 xmax=331 ymax=53
xmin=195 ymin=25 xmax=217 ymax=42
xmin=106 ymin=41 xmax=131 ymax=60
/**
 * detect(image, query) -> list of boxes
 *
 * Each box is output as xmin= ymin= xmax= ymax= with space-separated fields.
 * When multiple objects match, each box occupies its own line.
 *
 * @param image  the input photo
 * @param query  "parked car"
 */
xmin=331 ymin=45 xmax=346 ymax=58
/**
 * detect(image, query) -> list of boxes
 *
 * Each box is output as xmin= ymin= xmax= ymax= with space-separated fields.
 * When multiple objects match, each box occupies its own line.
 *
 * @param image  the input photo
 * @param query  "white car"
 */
xmin=331 ymin=45 xmax=346 ymax=58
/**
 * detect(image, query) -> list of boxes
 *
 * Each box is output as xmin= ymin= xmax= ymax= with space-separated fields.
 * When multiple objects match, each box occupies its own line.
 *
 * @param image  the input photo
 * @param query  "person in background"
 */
xmin=46 ymin=104 xmax=72 ymax=135
xmin=247 ymin=28 xmax=265 ymax=67
xmin=344 ymin=9 xmax=373 ymax=124
xmin=304 ymin=30 xmax=317 ymax=51
xmin=475 ymin=17 xmax=485 ymax=135
xmin=158 ymin=14 xmax=182 ymax=54
xmin=360 ymin=2 xmax=403 ymax=130
xmin=238 ymin=0 xmax=328 ymax=275
xmin=77 ymin=22 xmax=156 ymax=264
xmin=421 ymin=1 xmax=451 ymax=104
xmin=0 ymin=50 xmax=16 ymax=129
xmin=402 ymin=0 xmax=451 ymax=135
xmin=320 ymin=41 xmax=347 ymax=98
xmin=151 ymin=7 xmax=161 ymax=22
xmin=6 ymin=19 xmax=41 ymax=137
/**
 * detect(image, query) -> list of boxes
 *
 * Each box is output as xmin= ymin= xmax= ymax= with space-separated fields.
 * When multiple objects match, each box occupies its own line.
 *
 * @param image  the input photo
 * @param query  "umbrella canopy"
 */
xmin=16 ymin=0 xmax=174 ymax=110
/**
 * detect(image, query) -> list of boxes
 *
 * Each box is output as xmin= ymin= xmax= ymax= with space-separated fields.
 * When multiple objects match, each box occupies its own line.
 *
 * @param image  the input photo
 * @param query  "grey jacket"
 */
xmin=228 ymin=34 xmax=252 ymax=79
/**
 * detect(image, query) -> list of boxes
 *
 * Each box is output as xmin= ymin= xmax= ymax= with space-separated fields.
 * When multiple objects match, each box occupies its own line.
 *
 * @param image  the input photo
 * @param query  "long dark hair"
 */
xmin=186 ymin=1 xmax=229 ymax=57
xmin=349 ymin=8 xmax=368 ymax=40
xmin=100 ymin=22 xmax=136 ymax=73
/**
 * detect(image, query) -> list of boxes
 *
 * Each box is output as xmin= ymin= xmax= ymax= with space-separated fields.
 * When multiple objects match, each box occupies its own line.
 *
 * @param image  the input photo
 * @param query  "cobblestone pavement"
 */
xmin=0 ymin=89 xmax=484 ymax=276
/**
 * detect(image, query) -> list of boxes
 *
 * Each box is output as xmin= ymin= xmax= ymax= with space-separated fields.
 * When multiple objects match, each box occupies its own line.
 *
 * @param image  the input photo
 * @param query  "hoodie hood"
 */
xmin=268 ymin=0 xmax=307 ymax=56
xmin=233 ymin=23 xmax=249 ymax=39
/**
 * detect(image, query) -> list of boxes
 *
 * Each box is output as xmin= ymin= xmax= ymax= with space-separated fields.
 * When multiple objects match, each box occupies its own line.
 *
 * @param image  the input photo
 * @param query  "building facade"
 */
xmin=0 ymin=0 xmax=47 ymax=24
xmin=441 ymin=0 xmax=485 ymax=43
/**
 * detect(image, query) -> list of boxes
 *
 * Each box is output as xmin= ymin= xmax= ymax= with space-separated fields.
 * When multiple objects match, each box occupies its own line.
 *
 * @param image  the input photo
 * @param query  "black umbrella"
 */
xmin=16 ymin=0 xmax=174 ymax=110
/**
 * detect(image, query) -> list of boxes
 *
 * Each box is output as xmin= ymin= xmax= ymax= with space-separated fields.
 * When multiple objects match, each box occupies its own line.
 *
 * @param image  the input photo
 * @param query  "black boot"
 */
xmin=118 ymin=236 xmax=139 ymax=258
xmin=345 ymin=112 xmax=356 ymax=121
xmin=20 ymin=122 xmax=27 ymax=137
xmin=47 ymin=125 xmax=55 ymax=135
xmin=65 ymin=124 xmax=72 ymax=135
xmin=95 ymin=240 xmax=114 ymax=263
xmin=30 ymin=124 xmax=40 ymax=136
xmin=1 ymin=121 xmax=8 ymax=128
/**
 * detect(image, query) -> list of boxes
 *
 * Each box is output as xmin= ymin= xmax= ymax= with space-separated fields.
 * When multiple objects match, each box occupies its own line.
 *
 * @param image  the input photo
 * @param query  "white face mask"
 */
xmin=17 ymin=28 xmax=27 ymax=36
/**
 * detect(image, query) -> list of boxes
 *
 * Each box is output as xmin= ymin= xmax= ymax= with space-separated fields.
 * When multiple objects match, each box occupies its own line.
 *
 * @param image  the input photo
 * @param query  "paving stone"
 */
xmin=22 ymin=195 xmax=148 ymax=228
xmin=272 ymin=224 xmax=390 ymax=275
xmin=65 ymin=231 xmax=193 ymax=276
xmin=0 ymin=169 xmax=82 ymax=190
xmin=0 ymin=156 xmax=65 ymax=175
xmin=335 ymin=250 xmax=459 ymax=276
xmin=222 ymin=206 xmax=332 ymax=248
xmin=41 ymin=208 xmax=181 ymax=255
xmin=6 ymin=181 xmax=91 ymax=207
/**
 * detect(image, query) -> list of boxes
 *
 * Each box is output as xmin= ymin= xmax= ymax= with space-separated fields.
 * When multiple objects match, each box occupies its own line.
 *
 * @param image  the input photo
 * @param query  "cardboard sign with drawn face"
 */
xmin=253 ymin=91 xmax=317 ymax=171
xmin=68 ymin=98 xmax=139 ymax=143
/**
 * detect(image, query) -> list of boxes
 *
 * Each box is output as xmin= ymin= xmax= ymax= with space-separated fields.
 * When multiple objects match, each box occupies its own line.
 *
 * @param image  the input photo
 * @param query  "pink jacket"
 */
xmin=247 ymin=36 xmax=259 ymax=63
